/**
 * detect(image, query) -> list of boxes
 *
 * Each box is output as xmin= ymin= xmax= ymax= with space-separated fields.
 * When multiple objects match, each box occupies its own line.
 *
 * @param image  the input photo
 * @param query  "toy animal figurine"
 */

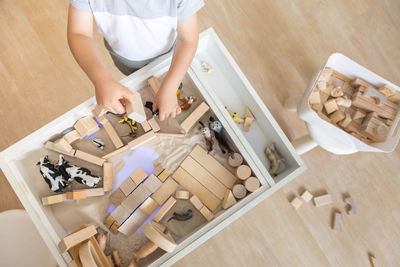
xmin=119 ymin=116 xmax=137 ymax=137
xmin=179 ymin=95 xmax=197 ymax=110
xmin=144 ymin=101 xmax=159 ymax=117
xmin=176 ymin=82 xmax=183 ymax=96
xmin=93 ymin=139 xmax=104 ymax=150
xmin=37 ymin=155 xmax=68 ymax=192
xmin=225 ymin=107 xmax=244 ymax=124
xmin=264 ymin=144 xmax=284 ymax=177
xmin=209 ymin=116 xmax=235 ymax=157
xmin=199 ymin=121 xmax=214 ymax=153
xmin=201 ymin=61 xmax=213 ymax=73
xmin=168 ymin=209 xmax=193 ymax=222
xmin=57 ymin=155 xmax=101 ymax=187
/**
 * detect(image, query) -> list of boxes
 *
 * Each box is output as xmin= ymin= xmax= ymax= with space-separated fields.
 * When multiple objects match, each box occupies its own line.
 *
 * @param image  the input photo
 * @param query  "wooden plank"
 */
xmin=151 ymin=178 xmax=179 ymax=206
xmin=180 ymin=102 xmax=210 ymax=133
xmin=118 ymin=209 xmax=148 ymax=236
xmin=128 ymin=130 xmax=156 ymax=150
xmin=103 ymin=162 xmax=113 ymax=192
xmin=102 ymin=120 xmax=124 ymax=149
xmin=181 ymin=156 xmax=226 ymax=199
xmin=189 ymin=145 xmax=236 ymax=188
xmin=126 ymin=91 xmax=146 ymax=123
xmin=139 ymin=197 xmax=159 ymax=215
xmin=74 ymin=150 xmax=105 ymax=166
xmin=143 ymin=174 xmax=162 ymax=193
xmin=58 ymin=225 xmax=97 ymax=253
xmin=42 ymin=193 xmax=66 ymax=206
xmin=153 ymin=196 xmax=176 ymax=222
xmin=147 ymin=76 xmax=161 ymax=96
xmin=172 ymin=167 xmax=220 ymax=211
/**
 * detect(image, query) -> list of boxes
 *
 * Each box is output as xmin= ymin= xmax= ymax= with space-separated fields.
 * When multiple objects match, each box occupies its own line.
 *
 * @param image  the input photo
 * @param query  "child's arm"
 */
xmin=153 ymin=14 xmax=199 ymax=121
xmin=67 ymin=4 xmax=134 ymax=114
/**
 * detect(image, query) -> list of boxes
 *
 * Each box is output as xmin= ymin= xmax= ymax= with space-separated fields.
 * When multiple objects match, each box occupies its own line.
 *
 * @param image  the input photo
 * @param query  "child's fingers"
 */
xmin=159 ymin=111 xmax=166 ymax=121
xmin=122 ymin=88 xmax=135 ymax=104
xmin=176 ymin=106 xmax=181 ymax=115
xmin=112 ymin=101 xmax=125 ymax=114
xmin=152 ymin=101 xmax=158 ymax=112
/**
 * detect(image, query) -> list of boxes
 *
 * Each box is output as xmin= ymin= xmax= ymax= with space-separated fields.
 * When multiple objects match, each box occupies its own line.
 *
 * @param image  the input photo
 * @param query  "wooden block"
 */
xmin=118 ymin=209 xmax=148 ymax=236
xmin=133 ymin=241 xmax=158 ymax=262
xmin=290 ymin=196 xmax=302 ymax=209
xmin=379 ymin=85 xmax=395 ymax=97
xmin=111 ymin=250 xmax=122 ymax=267
xmin=152 ymin=222 xmax=166 ymax=233
xmin=175 ymin=190 xmax=189 ymax=200
xmin=336 ymin=97 xmax=352 ymax=108
xmin=324 ymin=99 xmax=338 ymax=114
xmin=317 ymin=81 xmax=326 ymax=91
xmin=329 ymin=110 xmax=345 ymax=124
xmin=126 ymin=91 xmax=146 ymax=123
xmin=313 ymin=194 xmax=332 ymax=207
xmin=189 ymin=195 xmax=204 ymax=210
xmin=189 ymin=145 xmax=237 ymax=188
xmin=110 ymin=221 xmax=120 ymax=234
xmin=181 ymin=156 xmax=227 ymax=199
xmin=352 ymin=109 xmax=366 ymax=122
xmin=92 ymin=104 xmax=107 ymax=120
xmin=331 ymin=76 xmax=345 ymax=88
xmin=42 ymin=193 xmax=67 ymax=206
xmin=172 ymin=168 xmax=220 ymax=211
xmin=311 ymin=103 xmax=323 ymax=112
xmin=153 ymin=196 xmax=176 ymax=222
xmin=222 ymin=189 xmax=236 ymax=209
xmin=63 ymin=130 xmax=81 ymax=144
xmin=301 ymin=190 xmax=313 ymax=202
xmin=199 ymin=206 xmax=214 ymax=222
xmin=152 ymin=178 xmax=179 ymax=206
xmin=103 ymin=162 xmax=113 ymax=192
xmin=332 ymin=211 xmax=344 ymax=231
xmin=364 ymin=87 xmax=387 ymax=106
xmin=66 ymin=190 xmax=87 ymax=200
xmin=331 ymin=87 xmax=344 ymax=97
xmin=127 ymin=131 xmax=156 ymax=150
xmin=86 ymin=188 xmax=105 ymax=197
xmin=139 ymin=197 xmax=159 ymax=215
xmin=142 ymin=222 xmax=177 ymax=252
xmin=228 ymin=153 xmax=243 ymax=167
xmin=143 ymin=174 xmax=162 ymax=193
xmin=111 ymin=205 xmax=132 ymax=225
xmin=341 ymin=82 xmax=354 ymax=96
xmin=156 ymin=132 xmax=185 ymax=138
xmin=148 ymin=118 xmax=160 ymax=132
xmin=147 ymin=76 xmax=161 ymax=96
xmin=243 ymin=177 xmax=260 ymax=192
xmin=319 ymin=91 xmax=330 ymax=103
xmin=157 ymin=170 xmax=170 ymax=182
xmin=45 ymin=141 xmax=76 ymax=156
xmin=74 ymin=116 xmax=99 ymax=137
xmin=232 ymin=184 xmax=247 ymax=199
xmin=140 ymin=120 xmax=151 ymax=132
xmin=119 ymin=177 xmax=136 ymax=196
xmin=235 ymin=165 xmax=251 ymax=180
xmin=388 ymin=91 xmax=400 ymax=103
xmin=153 ymin=165 xmax=164 ymax=176
xmin=351 ymin=92 xmax=397 ymax=120
xmin=79 ymin=240 xmax=103 ymax=267
xmin=317 ymin=111 xmax=331 ymax=123
xmin=243 ymin=107 xmax=255 ymax=132
xmin=104 ymin=215 xmax=115 ymax=229
xmin=332 ymin=70 xmax=351 ymax=82
xmin=309 ymin=91 xmax=321 ymax=104
xmin=74 ymin=150 xmax=105 ymax=166
xmin=319 ymin=68 xmax=333 ymax=81
xmin=368 ymin=253 xmax=376 ymax=267
xmin=352 ymin=78 xmax=374 ymax=88
xmin=121 ymin=184 xmax=151 ymax=213
xmin=180 ymin=102 xmax=210 ymax=133
xmin=345 ymin=197 xmax=357 ymax=215
xmin=102 ymin=145 xmax=129 ymax=160
xmin=130 ymin=167 xmax=148 ymax=185
xmin=58 ymin=225 xmax=97 ymax=253
xmin=339 ymin=113 xmax=352 ymax=128
xmin=102 ymin=119 xmax=124 ymax=149
xmin=109 ymin=189 xmax=126 ymax=207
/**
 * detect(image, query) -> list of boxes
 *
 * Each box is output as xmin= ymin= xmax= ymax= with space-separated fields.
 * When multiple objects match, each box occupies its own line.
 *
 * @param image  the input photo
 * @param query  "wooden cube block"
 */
xmin=74 ymin=116 xmax=99 ymax=137
xmin=109 ymin=189 xmax=126 ymax=207
xmin=119 ymin=177 xmax=136 ymax=196
xmin=290 ymin=196 xmax=302 ymax=209
xmin=199 ymin=206 xmax=214 ymax=221
xmin=110 ymin=221 xmax=120 ymax=234
xmin=139 ymin=197 xmax=159 ymax=215
xmin=121 ymin=184 xmax=151 ymax=213
xmin=317 ymin=81 xmax=326 ymax=91
xmin=157 ymin=170 xmax=170 ymax=182
xmin=332 ymin=211 xmax=344 ymax=231
xmin=111 ymin=205 xmax=132 ymax=225
xmin=92 ymin=104 xmax=107 ymax=120
xmin=130 ymin=167 xmax=148 ymax=185
xmin=319 ymin=91 xmax=330 ymax=103
xmin=103 ymin=162 xmax=113 ymax=192
xmin=319 ymin=68 xmax=333 ymax=81
xmin=54 ymin=138 xmax=73 ymax=153
xmin=313 ymin=194 xmax=332 ymax=207
xmin=300 ymin=190 xmax=313 ymax=202
xmin=153 ymin=165 xmax=164 ymax=176
xmin=189 ymin=195 xmax=203 ymax=210
xmin=153 ymin=197 xmax=176 ymax=222
xmin=66 ymin=190 xmax=87 ymax=200
xmin=148 ymin=118 xmax=160 ymax=132
xmin=63 ymin=130 xmax=81 ymax=144
xmin=180 ymin=102 xmax=210 ymax=133
xmin=42 ymin=193 xmax=67 ymax=206
xmin=329 ymin=110 xmax=345 ymax=124
xmin=104 ymin=215 xmax=115 ymax=229
xmin=143 ymin=174 xmax=162 ymax=193
xmin=126 ymin=91 xmax=146 ymax=123
xmin=309 ymin=91 xmax=321 ymax=105
xmin=339 ymin=113 xmax=352 ymax=128
xmin=324 ymin=99 xmax=338 ymax=114
xmin=140 ymin=120 xmax=152 ymax=132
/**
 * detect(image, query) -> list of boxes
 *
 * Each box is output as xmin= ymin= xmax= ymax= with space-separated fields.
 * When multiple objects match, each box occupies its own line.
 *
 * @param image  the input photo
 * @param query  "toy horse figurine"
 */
xmin=264 ymin=144 xmax=284 ymax=176
xmin=199 ymin=121 xmax=214 ymax=153
xmin=179 ymin=95 xmax=197 ymax=110
xmin=209 ymin=116 xmax=235 ymax=157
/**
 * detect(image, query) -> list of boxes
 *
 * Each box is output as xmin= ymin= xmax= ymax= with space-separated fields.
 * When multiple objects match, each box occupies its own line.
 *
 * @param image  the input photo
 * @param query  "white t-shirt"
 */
xmin=70 ymin=0 xmax=204 ymax=61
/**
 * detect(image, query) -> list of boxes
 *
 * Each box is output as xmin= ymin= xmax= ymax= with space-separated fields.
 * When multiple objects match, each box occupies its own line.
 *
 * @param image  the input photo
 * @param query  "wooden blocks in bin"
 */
xmin=189 ymin=195 xmax=214 ymax=221
xmin=58 ymin=224 xmax=97 ymax=253
xmin=141 ymin=222 xmax=176 ymax=253
xmin=153 ymin=196 xmax=176 ymax=222
xmin=222 ymin=189 xmax=236 ymax=209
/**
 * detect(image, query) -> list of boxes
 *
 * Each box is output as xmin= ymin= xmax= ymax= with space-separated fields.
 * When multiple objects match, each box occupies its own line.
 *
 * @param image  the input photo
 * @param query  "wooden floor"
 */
xmin=1 ymin=0 xmax=400 ymax=266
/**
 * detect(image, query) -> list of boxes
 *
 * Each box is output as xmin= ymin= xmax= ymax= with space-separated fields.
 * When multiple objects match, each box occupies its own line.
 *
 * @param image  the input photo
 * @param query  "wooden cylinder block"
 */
xmin=228 ymin=153 xmax=243 ymax=167
xmin=132 ymin=241 xmax=158 ymax=262
xmin=232 ymin=184 xmax=247 ymax=199
xmin=243 ymin=177 xmax=260 ymax=192
xmin=235 ymin=165 xmax=251 ymax=180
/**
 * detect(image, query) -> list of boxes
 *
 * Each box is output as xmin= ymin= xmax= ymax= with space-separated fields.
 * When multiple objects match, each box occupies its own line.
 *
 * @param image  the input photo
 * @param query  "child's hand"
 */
xmin=95 ymin=77 xmax=134 ymax=114
xmin=153 ymin=88 xmax=182 ymax=121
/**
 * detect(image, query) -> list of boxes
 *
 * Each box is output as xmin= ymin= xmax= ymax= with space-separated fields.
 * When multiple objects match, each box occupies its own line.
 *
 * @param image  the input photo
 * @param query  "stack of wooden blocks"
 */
xmin=309 ymin=68 xmax=399 ymax=144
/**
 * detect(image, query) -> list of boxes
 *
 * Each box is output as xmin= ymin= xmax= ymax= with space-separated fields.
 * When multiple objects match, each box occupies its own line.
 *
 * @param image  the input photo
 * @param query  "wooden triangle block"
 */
xmin=243 ymin=107 xmax=255 ymax=132
xmin=222 ymin=189 xmax=237 ymax=209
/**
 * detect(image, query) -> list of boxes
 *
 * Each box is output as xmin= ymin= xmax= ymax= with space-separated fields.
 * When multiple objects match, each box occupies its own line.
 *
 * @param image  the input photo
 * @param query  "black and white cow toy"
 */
xmin=37 ymin=155 xmax=68 ymax=192
xmin=57 ymin=155 xmax=101 ymax=187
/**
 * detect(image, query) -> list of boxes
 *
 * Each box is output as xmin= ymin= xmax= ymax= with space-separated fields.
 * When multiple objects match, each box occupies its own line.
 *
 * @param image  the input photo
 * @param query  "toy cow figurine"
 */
xmin=209 ymin=116 xmax=235 ymax=157
xmin=57 ymin=155 xmax=101 ymax=187
xmin=199 ymin=121 xmax=214 ymax=153
xmin=37 ymin=155 xmax=68 ymax=192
